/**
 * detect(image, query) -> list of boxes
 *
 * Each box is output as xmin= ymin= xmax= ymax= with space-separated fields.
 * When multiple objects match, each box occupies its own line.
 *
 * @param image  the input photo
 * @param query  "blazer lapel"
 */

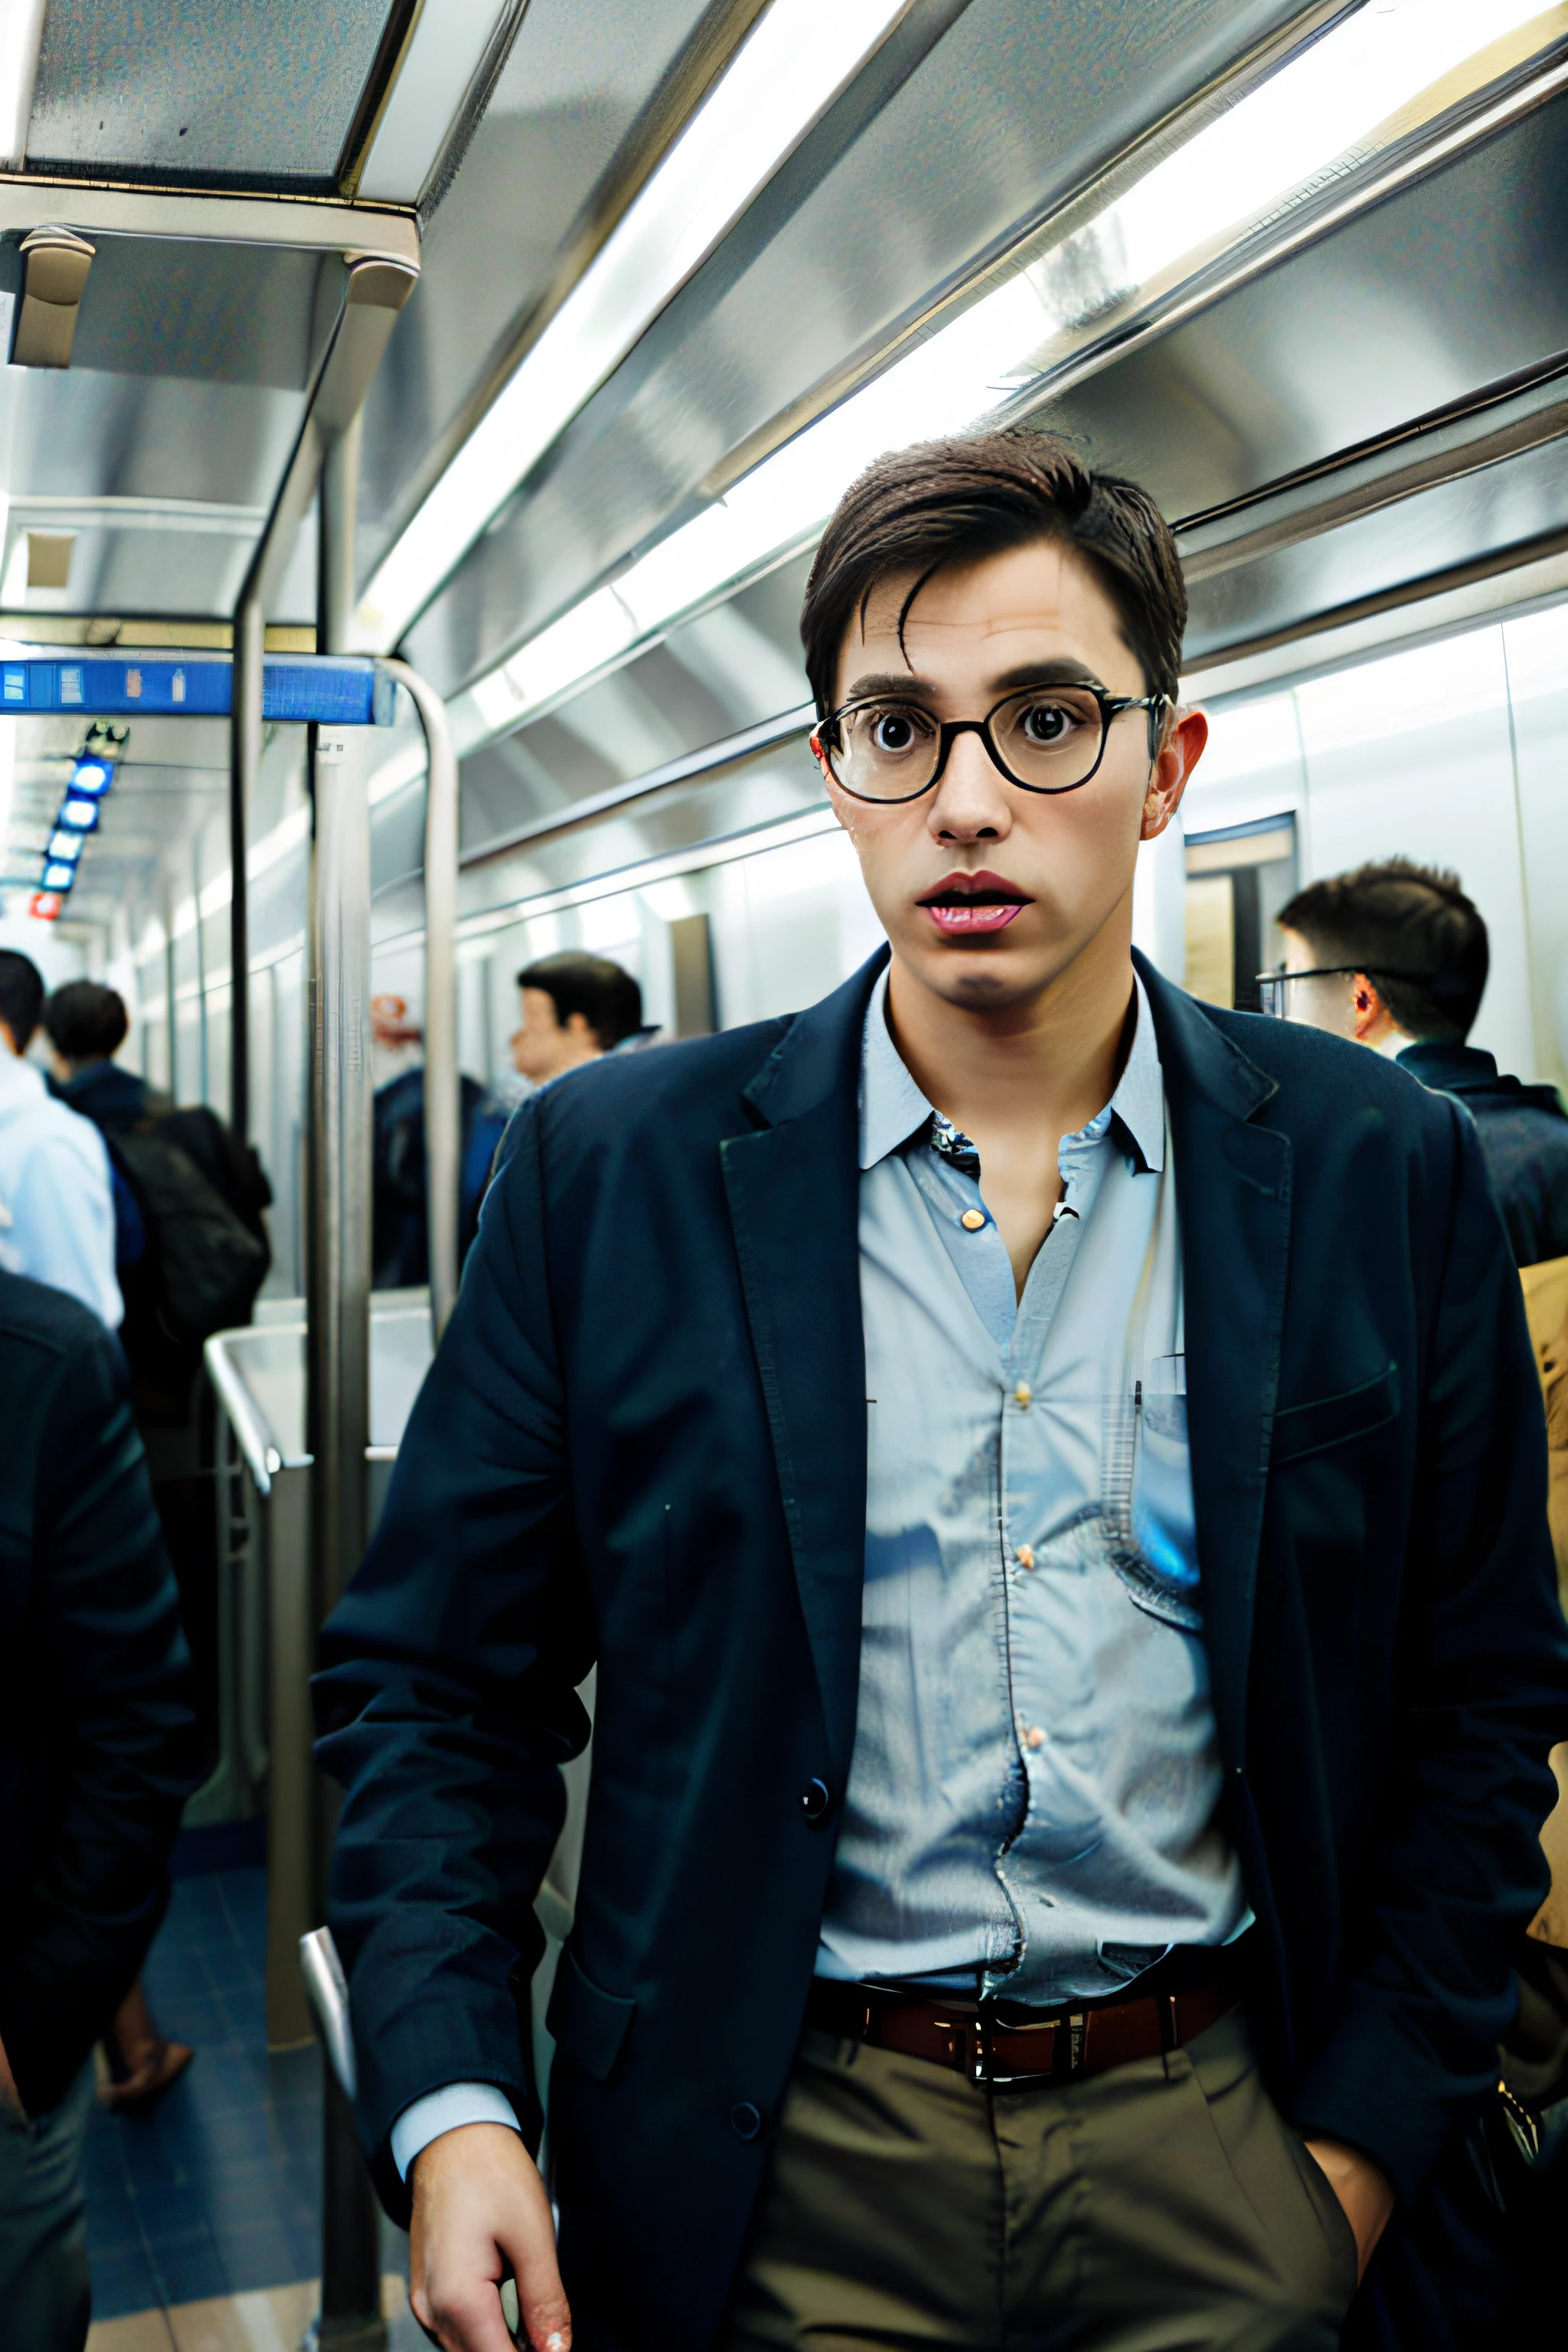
xmin=1138 ymin=956 xmax=1292 ymax=1772
xmin=722 ymin=953 xmax=884 ymax=1785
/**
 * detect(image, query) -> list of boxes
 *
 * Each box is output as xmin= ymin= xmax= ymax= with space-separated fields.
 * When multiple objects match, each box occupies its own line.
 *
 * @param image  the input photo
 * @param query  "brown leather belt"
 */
xmin=805 ymin=1976 xmax=1239 ymax=2089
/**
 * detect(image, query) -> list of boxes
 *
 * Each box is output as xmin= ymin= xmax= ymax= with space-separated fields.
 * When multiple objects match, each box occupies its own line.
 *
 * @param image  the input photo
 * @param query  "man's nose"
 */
xmin=926 ymin=727 xmax=1012 ymax=841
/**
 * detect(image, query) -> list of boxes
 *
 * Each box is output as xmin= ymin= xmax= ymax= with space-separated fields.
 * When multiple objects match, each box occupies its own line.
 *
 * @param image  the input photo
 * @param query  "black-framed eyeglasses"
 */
xmin=811 ymin=683 xmax=1171 ymax=804
xmin=1255 ymin=964 xmax=1435 ymax=1019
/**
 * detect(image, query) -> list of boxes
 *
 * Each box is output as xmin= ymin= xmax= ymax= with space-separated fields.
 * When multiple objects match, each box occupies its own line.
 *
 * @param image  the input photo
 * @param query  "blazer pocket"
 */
xmin=1271 ymin=1362 xmax=1400 ymax=1467
xmin=546 ymin=1946 xmax=637 ymax=2081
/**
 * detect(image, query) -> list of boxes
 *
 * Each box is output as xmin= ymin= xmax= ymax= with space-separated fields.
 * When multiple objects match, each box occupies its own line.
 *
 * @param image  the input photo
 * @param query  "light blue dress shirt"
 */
xmin=391 ymin=966 xmax=1248 ymax=2174
xmin=815 ymin=969 xmax=1246 ymax=2001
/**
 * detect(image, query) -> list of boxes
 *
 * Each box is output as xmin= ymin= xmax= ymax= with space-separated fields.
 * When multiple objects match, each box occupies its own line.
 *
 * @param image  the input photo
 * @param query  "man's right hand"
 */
xmin=410 ymin=2122 xmax=571 ymax=2352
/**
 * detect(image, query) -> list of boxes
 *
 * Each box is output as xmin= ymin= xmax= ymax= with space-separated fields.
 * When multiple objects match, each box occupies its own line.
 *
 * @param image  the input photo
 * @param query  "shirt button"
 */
xmin=730 ymin=2101 xmax=763 ymax=2141
xmin=799 ymin=1778 xmax=831 ymax=1824
xmin=1023 ymin=1726 xmax=1046 ymax=1751
xmin=1014 ymin=1383 xmax=1032 ymax=1409
xmin=1016 ymin=1544 xmax=1035 ymax=1570
xmin=960 ymin=1208 xmax=986 ymax=1231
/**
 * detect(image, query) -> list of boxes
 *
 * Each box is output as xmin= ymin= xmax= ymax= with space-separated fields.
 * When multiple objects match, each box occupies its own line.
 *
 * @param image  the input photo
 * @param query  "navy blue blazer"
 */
xmin=315 ymin=950 xmax=1568 ymax=2349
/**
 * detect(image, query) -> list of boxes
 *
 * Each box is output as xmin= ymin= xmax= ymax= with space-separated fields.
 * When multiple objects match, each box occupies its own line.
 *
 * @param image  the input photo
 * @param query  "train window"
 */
xmin=1184 ymin=816 xmax=1297 ymax=1014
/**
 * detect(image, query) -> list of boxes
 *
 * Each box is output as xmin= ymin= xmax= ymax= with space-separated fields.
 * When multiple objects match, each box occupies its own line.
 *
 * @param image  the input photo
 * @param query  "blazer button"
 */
xmin=730 ymin=2101 xmax=762 ymax=2141
xmin=799 ymin=1777 xmax=831 ymax=1823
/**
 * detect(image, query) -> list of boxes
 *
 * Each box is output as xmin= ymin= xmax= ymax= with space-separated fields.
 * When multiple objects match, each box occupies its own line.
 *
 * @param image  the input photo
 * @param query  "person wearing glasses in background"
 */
xmin=1268 ymin=858 xmax=1568 ymax=2347
xmin=314 ymin=432 xmax=1567 ymax=2352
xmin=1269 ymin=861 xmax=1568 ymax=1271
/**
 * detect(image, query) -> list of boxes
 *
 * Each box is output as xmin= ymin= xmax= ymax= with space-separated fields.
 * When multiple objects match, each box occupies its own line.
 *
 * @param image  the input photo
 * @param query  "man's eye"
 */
xmin=1020 ymin=701 xmax=1074 ymax=743
xmin=867 ymin=708 xmax=926 ymax=753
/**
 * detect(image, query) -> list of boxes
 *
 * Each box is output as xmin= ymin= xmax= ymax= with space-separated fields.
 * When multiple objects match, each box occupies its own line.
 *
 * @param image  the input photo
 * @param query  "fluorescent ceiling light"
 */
xmin=358 ymin=0 xmax=514 ymax=202
xmin=0 ymin=0 xmax=44 ymax=172
xmin=355 ymin=0 xmax=917 ymax=650
xmin=449 ymin=0 xmax=1562 ymax=752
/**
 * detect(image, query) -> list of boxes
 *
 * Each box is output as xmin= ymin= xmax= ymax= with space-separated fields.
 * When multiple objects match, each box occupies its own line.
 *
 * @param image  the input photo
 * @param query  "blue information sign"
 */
xmin=0 ymin=655 xmax=394 ymax=724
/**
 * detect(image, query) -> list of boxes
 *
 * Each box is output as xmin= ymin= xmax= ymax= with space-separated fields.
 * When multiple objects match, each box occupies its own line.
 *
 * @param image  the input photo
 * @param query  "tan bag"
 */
xmin=1518 ymin=1255 xmax=1568 ymax=1948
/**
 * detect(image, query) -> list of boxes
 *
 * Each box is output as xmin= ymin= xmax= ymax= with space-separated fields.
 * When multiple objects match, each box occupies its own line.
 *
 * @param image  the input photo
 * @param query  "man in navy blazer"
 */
xmin=316 ymin=432 xmax=1568 ymax=2352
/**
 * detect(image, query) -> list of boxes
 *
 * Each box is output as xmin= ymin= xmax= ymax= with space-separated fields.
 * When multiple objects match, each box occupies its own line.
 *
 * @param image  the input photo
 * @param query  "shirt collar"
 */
xmin=858 ymin=965 xmax=1165 ymax=1174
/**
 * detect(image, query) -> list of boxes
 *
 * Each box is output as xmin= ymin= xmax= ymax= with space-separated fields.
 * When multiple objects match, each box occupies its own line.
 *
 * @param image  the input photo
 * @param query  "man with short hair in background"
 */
xmin=510 ymin=950 xmax=649 ymax=1087
xmin=0 ymin=952 xmax=119 ymax=1329
xmin=1274 ymin=858 xmax=1568 ymax=1266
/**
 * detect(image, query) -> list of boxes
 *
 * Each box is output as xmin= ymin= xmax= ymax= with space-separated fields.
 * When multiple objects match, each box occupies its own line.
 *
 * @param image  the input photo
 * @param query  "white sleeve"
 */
xmin=12 ymin=1128 xmax=122 ymax=1328
xmin=389 ymin=2082 xmax=523 ymax=2181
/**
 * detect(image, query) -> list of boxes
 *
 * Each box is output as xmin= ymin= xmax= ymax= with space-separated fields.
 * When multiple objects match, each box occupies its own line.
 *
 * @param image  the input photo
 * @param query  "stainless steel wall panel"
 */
xmin=474 ymin=748 xmax=824 ymax=898
xmin=1185 ymin=435 xmax=1568 ymax=662
xmin=402 ymin=0 xmax=1323 ymax=696
xmin=453 ymin=550 xmax=815 ymax=854
xmin=28 ymin=0 xmax=400 ymax=185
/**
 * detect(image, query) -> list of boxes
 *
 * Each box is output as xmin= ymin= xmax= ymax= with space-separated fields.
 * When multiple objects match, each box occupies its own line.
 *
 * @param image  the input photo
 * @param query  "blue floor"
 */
xmin=84 ymin=1863 xmax=403 ymax=2321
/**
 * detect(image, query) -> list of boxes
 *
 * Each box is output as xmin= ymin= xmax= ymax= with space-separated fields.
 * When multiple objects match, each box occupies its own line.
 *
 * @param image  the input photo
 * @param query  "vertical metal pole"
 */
xmin=309 ymin=418 xmax=385 ymax=2351
xmin=377 ymin=659 xmax=460 ymax=1342
xmin=229 ymin=591 xmax=263 ymax=1145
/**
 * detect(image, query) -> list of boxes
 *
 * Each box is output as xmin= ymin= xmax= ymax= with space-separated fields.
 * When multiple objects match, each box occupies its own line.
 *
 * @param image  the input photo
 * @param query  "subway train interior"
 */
xmin=2 ymin=0 xmax=1568 ymax=2344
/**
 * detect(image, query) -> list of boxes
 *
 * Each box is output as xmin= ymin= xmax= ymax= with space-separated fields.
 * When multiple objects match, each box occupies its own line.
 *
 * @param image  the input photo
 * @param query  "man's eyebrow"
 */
xmin=838 ymin=670 xmax=935 ymax=702
xmin=837 ymin=657 xmax=1109 ymax=704
xmin=990 ymin=658 xmax=1106 ymax=692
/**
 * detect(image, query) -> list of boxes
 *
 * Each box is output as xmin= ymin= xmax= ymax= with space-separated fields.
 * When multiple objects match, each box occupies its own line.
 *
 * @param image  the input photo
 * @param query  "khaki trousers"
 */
xmin=724 ymin=2011 xmax=1358 ymax=2352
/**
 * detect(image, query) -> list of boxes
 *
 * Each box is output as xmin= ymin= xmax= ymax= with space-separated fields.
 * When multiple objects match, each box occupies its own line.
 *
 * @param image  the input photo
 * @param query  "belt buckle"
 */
xmin=967 ymin=2011 xmax=1083 ymax=2091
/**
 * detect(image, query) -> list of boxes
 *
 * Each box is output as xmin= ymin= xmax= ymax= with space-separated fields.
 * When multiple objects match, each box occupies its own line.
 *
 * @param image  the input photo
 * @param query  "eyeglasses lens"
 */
xmin=831 ymin=703 xmax=941 ymax=799
xmin=990 ymin=687 xmax=1106 ymax=789
xmin=1257 ymin=974 xmax=1288 ymax=1018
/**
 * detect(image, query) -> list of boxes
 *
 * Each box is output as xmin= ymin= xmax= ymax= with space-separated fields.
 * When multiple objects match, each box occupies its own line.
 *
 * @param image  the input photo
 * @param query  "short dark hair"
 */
xmin=1277 ymin=860 xmax=1488 ymax=1043
xmin=44 ymin=978 xmax=129 ymax=1063
xmin=518 ymin=951 xmax=642 ymax=1050
xmin=0 ymin=950 xmax=44 ymax=1052
xmin=799 ymin=426 xmax=1187 ymax=715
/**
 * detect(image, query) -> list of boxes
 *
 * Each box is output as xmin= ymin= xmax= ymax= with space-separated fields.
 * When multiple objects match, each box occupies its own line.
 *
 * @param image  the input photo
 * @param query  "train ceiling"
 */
xmin=0 ymin=0 xmax=1564 ymax=944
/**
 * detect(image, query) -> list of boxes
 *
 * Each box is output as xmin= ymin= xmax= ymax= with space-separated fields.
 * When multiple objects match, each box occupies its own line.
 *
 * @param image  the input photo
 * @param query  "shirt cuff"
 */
xmin=390 ymin=2082 xmax=523 ymax=2181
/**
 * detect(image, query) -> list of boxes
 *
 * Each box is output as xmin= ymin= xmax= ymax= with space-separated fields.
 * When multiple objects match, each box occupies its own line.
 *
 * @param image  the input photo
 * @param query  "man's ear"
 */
xmin=1141 ymin=706 xmax=1207 ymax=841
xmin=1351 ymin=975 xmax=1394 ymax=1045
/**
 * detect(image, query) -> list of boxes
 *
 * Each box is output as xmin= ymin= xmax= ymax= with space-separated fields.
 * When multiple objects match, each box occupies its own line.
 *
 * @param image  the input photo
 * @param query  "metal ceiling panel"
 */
xmin=0 ymin=241 xmax=340 ymax=619
xmin=28 ymin=0 xmax=400 ymax=185
xmin=403 ymin=0 xmax=1327 ymax=697
xmin=1023 ymin=93 xmax=1568 ymax=534
xmin=355 ymin=0 xmax=730 ymax=570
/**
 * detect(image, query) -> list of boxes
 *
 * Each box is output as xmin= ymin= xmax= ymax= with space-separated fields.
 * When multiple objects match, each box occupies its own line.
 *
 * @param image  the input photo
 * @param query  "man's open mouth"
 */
xmin=917 ymin=871 xmax=1032 ymax=936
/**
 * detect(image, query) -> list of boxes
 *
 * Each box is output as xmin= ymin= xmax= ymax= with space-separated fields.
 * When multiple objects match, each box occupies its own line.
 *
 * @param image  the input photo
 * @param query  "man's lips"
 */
xmin=917 ymin=869 xmax=1031 ymax=938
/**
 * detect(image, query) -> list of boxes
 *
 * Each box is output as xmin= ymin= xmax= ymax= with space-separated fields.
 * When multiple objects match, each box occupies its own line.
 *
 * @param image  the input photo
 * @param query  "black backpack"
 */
xmin=109 ymin=1110 xmax=271 ymax=1347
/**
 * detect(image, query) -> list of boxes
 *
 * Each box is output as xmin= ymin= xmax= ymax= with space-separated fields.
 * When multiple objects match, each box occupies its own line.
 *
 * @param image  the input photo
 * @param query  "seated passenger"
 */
xmin=315 ymin=431 xmax=1568 ymax=2352
xmin=0 ymin=953 xmax=120 ymax=1330
xmin=1275 ymin=859 xmax=1568 ymax=1267
xmin=0 ymin=1269 xmax=200 ymax=2350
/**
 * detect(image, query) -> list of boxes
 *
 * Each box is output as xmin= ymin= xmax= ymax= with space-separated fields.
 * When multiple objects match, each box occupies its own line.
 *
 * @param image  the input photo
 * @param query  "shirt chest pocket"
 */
xmin=1269 ymin=1362 xmax=1400 ymax=1467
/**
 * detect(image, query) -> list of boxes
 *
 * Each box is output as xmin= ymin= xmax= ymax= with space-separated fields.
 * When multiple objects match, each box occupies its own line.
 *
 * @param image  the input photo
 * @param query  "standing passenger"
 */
xmin=0 ymin=1269 xmax=200 ymax=2350
xmin=0 ymin=953 xmax=120 ymax=1329
xmin=315 ymin=433 xmax=1568 ymax=2352
xmin=509 ymin=951 xmax=652 ymax=1086
xmin=1273 ymin=860 xmax=1568 ymax=1266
